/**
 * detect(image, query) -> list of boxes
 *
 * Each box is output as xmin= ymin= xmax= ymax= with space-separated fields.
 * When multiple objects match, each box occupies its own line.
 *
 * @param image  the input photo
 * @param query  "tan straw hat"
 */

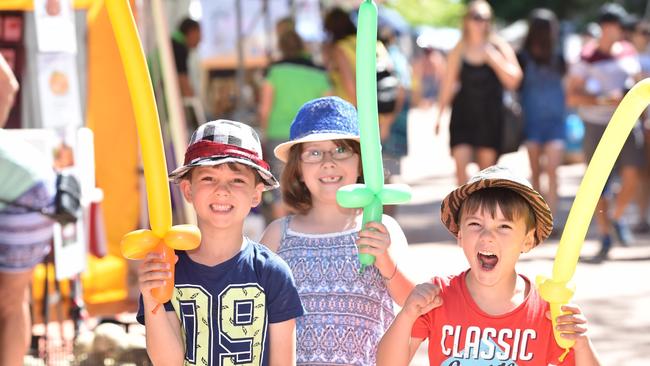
xmin=440 ymin=166 xmax=553 ymax=245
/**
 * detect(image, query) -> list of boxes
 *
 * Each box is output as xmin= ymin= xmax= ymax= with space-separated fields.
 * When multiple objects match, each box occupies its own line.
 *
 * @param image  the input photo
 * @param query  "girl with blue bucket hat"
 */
xmin=260 ymin=96 xmax=415 ymax=365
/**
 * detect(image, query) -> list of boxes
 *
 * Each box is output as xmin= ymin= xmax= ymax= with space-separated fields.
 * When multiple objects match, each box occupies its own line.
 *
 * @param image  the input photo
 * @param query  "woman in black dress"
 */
xmin=434 ymin=0 xmax=522 ymax=184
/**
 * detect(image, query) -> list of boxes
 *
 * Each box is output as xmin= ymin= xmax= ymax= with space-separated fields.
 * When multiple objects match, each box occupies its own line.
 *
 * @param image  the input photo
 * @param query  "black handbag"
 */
xmin=0 ymin=173 xmax=81 ymax=225
xmin=500 ymin=91 xmax=525 ymax=155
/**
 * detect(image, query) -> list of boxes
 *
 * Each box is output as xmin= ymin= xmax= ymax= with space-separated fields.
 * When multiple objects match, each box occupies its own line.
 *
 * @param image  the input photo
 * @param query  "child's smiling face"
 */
xmin=458 ymin=203 xmax=535 ymax=289
xmin=181 ymin=164 xmax=263 ymax=230
xmin=298 ymin=140 xmax=360 ymax=205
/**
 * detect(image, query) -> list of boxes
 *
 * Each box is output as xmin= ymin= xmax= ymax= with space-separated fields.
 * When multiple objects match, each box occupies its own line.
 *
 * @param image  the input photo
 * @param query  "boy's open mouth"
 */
xmin=477 ymin=251 xmax=498 ymax=270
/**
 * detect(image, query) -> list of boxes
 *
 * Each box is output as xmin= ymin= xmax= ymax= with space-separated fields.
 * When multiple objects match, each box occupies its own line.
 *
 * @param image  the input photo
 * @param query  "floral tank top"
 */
xmin=277 ymin=216 xmax=395 ymax=366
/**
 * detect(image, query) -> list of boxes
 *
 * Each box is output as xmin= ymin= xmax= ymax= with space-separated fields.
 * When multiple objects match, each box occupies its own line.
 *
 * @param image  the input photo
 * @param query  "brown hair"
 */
xmin=324 ymin=7 xmax=357 ymax=42
xmin=279 ymin=29 xmax=304 ymax=59
xmin=281 ymin=139 xmax=361 ymax=214
xmin=275 ymin=17 xmax=295 ymax=36
xmin=182 ymin=162 xmax=263 ymax=186
xmin=523 ymin=8 xmax=560 ymax=67
xmin=458 ymin=187 xmax=536 ymax=233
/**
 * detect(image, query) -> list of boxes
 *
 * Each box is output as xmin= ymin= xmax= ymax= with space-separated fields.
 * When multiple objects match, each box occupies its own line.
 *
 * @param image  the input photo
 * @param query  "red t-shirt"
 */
xmin=411 ymin=270 xmax=575 ymax=365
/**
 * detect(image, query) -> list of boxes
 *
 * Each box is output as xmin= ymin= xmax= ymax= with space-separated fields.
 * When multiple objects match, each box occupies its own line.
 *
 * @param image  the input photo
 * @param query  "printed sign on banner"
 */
xmin=37 ymin=52 xmax=83 ymax=129
xmin=33 ymin=0 xmax=77 ymax=53
xmin=53 ymin=220 xmax=86 ymax=280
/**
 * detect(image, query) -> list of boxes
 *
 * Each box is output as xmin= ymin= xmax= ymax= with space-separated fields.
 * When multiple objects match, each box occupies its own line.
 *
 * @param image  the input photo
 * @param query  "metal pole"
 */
xmin=235 ymin=0 xmax=246 ymax=119
xmin=151 ymin=0 xmax=194 ymax=224
xmin=264 ymin=0 xmax=272 ymax=60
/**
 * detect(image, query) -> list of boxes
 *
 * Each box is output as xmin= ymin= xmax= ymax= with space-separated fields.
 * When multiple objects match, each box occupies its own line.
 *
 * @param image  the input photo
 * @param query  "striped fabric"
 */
xmin=0 ymin=182 xmax=53 ymax=272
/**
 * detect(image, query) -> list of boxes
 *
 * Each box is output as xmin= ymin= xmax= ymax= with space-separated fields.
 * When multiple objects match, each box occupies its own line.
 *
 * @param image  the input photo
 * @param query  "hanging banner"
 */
xmin=37 ymin=52 xmax=83 ymax=129
xmin=33 ymin=0 xmax=77 ymax=53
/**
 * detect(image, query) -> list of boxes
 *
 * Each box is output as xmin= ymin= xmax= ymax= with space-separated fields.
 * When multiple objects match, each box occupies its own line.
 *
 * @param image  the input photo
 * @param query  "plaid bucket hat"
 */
xmin=169 ymin=120 xmax=279 ymax=190
xmin=274 ymin=96 xmax=360 ymax=163
xmin=440 ymin=166 xmax=553 ymax=245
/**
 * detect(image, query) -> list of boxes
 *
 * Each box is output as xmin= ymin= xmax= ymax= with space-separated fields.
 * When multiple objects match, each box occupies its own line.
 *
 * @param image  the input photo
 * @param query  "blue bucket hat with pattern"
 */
xmin=274 ymin=96 xmax=360 ymax=162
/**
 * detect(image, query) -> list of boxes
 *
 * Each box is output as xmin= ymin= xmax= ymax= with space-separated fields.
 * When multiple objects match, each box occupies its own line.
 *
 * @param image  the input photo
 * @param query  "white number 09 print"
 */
xmin=172 ymin=283 xmax=268 ymax=366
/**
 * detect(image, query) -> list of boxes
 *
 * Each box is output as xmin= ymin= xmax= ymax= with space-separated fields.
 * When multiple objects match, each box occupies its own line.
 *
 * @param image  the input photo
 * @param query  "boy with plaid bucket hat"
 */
xmin=137 ymin=120 xmax=304 ymax=365
xmin=377 ymin=166 xmax=601 ymax=365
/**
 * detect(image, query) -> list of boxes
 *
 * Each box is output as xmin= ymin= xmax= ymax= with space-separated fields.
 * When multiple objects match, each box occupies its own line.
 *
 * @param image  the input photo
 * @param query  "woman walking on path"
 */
xmin=518 ymin=8 xmax=567 ymax=226
xmin=434 ymin=0 xmax=522 ymax=185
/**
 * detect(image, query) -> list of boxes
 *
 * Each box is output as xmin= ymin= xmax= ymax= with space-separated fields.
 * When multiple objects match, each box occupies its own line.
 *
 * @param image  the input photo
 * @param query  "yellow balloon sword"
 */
xmin=105 ymin=0 xmax=200 ymax=308
xmin=538 ymin=78 xmax=650 ymax=360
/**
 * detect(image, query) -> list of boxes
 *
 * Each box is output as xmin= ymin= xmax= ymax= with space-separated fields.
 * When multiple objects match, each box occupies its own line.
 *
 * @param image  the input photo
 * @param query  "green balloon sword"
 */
xmin=336 ymin=0 xmax=412 ymax=272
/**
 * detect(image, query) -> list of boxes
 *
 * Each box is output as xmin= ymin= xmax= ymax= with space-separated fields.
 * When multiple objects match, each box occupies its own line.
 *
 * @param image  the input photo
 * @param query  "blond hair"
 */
xmin=462 ymin=0 xmax=494 ymax=41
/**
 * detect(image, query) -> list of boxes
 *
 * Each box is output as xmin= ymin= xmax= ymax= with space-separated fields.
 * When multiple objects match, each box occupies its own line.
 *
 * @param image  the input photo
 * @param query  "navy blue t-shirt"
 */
xmin=137 ymin=238 xmax=304 ymax=365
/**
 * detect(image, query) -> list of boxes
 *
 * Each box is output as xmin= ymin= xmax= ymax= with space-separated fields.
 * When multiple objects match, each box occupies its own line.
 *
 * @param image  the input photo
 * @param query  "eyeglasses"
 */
xmin=469 ymin=12 xmax=490 ymax=22
xmin=300 ymin=145 xmax=354 ymax=163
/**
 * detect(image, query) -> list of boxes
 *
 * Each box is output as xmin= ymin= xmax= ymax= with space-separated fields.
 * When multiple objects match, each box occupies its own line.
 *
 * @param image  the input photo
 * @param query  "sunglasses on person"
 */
xmin=469 ymin=12 xmax=491 ymax=22
xmin=300 ymin=145 xmax=355 ymax=163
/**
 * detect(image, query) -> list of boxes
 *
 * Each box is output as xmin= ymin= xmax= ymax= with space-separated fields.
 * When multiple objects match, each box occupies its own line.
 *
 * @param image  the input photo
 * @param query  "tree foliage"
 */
xmin=385 ymin=0 xmax=466 ymax=28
